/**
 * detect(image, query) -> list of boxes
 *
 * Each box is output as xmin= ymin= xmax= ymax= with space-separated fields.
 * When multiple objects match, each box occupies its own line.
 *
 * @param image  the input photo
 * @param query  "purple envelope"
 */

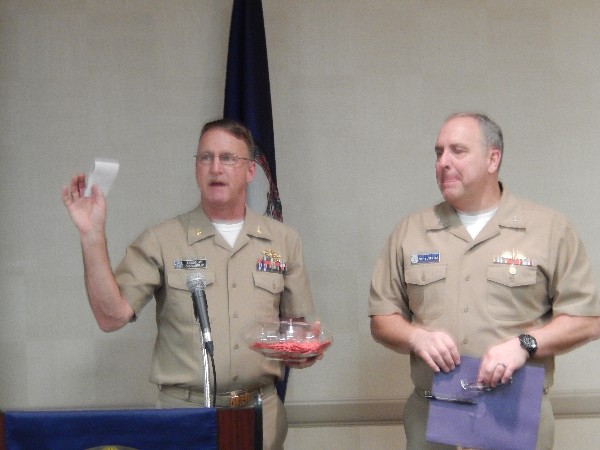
xmin=426 ymin=355 xmax=544 ymax=450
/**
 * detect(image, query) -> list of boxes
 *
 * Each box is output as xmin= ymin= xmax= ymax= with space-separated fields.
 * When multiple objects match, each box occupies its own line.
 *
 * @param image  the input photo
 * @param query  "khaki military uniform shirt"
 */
xmin=369 ymin=189 xmax=599 ymax=391
xmin=115 ymin=206 xmax=314 ymax=393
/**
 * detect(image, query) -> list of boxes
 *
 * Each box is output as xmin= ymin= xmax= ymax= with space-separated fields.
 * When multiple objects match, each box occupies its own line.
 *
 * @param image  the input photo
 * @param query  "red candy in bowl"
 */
xmin=247 ymin=320 xmax=333 ymax=362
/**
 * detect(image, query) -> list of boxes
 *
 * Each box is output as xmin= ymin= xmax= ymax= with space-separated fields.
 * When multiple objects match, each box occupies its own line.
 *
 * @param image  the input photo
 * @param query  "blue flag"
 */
xmin=224 ymin=0 xmax=289 ymax=402
xmin=224 ymin=0 xmax=282 ymax=221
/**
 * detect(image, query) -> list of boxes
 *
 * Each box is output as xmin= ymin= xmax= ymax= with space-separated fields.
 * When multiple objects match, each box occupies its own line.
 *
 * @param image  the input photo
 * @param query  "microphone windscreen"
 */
xmin=186 ymin=272 xmax=206 ymax=291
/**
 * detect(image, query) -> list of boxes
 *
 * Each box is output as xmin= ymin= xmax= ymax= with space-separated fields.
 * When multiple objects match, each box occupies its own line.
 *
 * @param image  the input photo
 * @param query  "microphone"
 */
xmin=186 ymin=272 xmax=214 ymax=356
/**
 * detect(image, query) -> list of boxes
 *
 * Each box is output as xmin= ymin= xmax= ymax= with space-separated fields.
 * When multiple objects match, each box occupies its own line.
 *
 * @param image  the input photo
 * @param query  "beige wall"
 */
xmin=1 ymin=0 xmax=600 ymax=447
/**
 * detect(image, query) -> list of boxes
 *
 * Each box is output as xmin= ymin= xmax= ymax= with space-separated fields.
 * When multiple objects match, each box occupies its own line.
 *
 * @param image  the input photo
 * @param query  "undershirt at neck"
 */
xmin=212 ymin=220 xmax=244 ymax=247
xmin=457 ymin=208 xmax=498 ymax=239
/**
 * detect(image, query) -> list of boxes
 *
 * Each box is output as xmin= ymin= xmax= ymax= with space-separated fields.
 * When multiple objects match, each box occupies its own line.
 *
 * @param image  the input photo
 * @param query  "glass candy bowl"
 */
xmin=246 ymin=320 xmax=333 ymax=362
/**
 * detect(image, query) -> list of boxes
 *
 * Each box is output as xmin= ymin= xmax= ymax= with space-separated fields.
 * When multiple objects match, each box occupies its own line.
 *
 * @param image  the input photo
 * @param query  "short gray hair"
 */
xmin=446 ymin=112 xmax=503 ymax=154
xmin=200 ymin=119 xmax=256 ymax=159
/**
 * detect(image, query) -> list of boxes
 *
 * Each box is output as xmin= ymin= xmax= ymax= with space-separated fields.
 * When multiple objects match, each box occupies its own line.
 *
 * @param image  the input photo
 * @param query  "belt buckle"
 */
xmin=230 ymin=390 xmax=251 ymax=408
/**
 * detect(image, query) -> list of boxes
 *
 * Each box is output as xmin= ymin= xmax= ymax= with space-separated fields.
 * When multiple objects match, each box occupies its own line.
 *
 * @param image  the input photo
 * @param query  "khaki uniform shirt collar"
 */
xmin=426 ymin=188 xmax=526 ymax=243
xmin=187 ymin=205 xmax=216 ymax=245
xmin=186 ymin=205 xmax=272 ymax=247
xmin=492 ymin=189 xmax=526 ymax=231
xmin=242 ymin=207 xmax=273 ymax=241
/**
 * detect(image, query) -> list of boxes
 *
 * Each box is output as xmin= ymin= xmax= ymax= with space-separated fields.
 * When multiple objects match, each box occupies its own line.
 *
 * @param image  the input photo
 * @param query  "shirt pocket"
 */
xmin=405 ymin=264 xmax=447 ymax=320
xmin=487 ymin=265 xmax=537 ymax=320
xmin=165 ymin=268 xmax=216 ymax=324
xmin=252 ymin=271 xmax=284 ymax=321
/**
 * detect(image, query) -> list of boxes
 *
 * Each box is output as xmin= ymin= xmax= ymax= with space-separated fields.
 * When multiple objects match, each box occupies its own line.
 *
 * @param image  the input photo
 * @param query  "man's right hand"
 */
xmin=61 ymin=173 xmax=107 ymax=237
xmin=61 ymin=173 xmax=134 ymax=332
xmin=371 ymin=314 xmax=460 ymax=373
xmin=409 ymin=328 xmax=461 ymax=373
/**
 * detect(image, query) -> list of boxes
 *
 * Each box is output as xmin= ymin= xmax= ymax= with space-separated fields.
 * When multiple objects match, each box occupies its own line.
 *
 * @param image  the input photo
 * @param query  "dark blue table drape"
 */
xmin=4 ymin=408 xmax=217 ymax=450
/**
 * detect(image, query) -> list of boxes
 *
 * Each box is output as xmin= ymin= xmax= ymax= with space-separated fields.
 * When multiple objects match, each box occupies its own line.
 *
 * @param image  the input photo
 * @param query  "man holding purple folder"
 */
xmin=368 ymin=112 xmax=600 ymax=449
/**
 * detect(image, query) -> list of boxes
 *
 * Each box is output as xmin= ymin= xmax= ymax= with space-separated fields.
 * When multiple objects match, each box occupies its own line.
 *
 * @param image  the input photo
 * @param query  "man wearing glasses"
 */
xmin=62 ymin=119 xmax=316 ymax=449
xmin=368 ymin=113 xmax=600 ymax=449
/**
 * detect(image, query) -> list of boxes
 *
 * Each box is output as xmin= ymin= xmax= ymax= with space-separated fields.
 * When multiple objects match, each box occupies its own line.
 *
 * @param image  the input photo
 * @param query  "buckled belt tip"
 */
xmin=159 ymin=383 xmax=275 ymax=408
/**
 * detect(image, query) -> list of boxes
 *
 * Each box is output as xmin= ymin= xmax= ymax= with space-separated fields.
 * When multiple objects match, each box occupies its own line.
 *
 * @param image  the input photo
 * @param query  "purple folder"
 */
xmin=426 ymin=356 xmax=544 ymax=450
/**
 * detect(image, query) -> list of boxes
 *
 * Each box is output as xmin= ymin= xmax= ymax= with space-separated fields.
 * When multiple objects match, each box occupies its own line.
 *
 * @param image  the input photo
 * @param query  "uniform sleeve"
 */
xmin=549 ymin=217 xmax=600 ymax=317
xmin=279 ymin=229 xmax=314 ymax=318
xmin=368 ymin=223 xmax=411 ymax=319
xmin=114 ymin=226 xmax=165 ymax=318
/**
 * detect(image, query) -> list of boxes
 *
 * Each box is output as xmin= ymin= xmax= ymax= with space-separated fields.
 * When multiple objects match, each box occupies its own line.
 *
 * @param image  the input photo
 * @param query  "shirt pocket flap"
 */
xmin=487 ymin=265 xmax=536 ymax=288
xmin=167 ymin=269 xmax=216 ymax=291
xmin=253 ymin=271 xmax=284 ymax=294
xmin=405 ymin=265 xmax=447 ymax=286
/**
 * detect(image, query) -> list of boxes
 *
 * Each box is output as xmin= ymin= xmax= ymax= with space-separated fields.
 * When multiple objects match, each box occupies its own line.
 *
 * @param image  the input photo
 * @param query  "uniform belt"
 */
xmin=158 ymin=383 xmax=275 ymax=408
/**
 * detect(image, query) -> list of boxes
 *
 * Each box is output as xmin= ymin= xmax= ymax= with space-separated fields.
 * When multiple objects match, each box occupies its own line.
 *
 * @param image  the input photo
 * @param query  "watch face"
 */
xmin=520 ymin=334 xmax=537 ymax=354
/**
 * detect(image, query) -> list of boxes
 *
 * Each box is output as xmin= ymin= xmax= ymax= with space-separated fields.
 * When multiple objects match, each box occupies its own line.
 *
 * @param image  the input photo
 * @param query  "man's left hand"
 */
xmin=284 ymin=320 xmax=325 ymax=369
xmin=477 ymin=337 xmax=528 ymax=388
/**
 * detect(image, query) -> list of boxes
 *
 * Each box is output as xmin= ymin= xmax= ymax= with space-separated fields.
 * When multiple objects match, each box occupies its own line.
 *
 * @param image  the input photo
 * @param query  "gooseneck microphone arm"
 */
xmin=186 ymin=272 xmax=216 ymax=406
xmin=186 ymin=273 xmax=214 ymax=356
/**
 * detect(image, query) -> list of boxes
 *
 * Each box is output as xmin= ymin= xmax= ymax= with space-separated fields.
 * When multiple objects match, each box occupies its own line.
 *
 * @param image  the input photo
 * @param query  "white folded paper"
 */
xmin=84 ymin=158 xmax=120 ymax=197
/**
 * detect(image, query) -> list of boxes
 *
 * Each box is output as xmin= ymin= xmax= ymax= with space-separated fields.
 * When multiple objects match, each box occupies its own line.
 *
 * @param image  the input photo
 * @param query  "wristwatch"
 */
xmin=519 ymin=333 xmax=538 ymax=357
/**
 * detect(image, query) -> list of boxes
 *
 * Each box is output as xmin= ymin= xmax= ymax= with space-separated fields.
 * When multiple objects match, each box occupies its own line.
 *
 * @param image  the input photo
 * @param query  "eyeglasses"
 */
xmin=460 ymin=378 xmax=513 ymax=392
xmin=195 ymin=152 xmax=253 ymax=166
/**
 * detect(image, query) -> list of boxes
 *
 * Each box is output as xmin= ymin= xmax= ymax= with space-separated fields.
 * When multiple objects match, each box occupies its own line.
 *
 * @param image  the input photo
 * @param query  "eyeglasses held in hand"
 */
xmin=195 ymin=152 xmax=252 ymax=166
xmin=460 ymin=377 xmax=513 ymax=392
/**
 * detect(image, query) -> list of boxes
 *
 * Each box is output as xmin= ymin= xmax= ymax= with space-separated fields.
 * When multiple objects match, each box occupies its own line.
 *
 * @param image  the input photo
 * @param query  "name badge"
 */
xmin=173 ymin=259 xmax=207 ymax=270
xmin=411 ymin=252 xmax=440 ymax=264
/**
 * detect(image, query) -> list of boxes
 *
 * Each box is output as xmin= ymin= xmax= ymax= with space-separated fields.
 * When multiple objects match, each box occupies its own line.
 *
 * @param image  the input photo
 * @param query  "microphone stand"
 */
xmin=187 ymin=273 xmax=216 ymax=407
xmin=197 ymin=327 xmax=212 ymax=407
